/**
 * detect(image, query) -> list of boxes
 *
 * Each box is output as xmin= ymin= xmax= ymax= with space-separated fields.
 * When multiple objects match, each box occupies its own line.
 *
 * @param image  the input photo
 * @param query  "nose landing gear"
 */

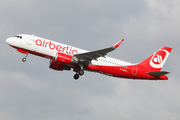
xmin=16 ymin=49 xmax=28 ymax=62
xmin=22 ymin=53 xmax=28 ymax=62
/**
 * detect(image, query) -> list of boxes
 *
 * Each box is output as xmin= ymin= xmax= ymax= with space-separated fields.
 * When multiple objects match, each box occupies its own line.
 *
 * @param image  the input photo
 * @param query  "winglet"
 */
xmin=113 ymin=39 xmax=124 ymax=48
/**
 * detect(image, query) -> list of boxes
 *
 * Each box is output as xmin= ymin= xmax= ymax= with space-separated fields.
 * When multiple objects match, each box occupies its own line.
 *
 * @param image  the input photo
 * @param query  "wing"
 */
xmin=74 ymin=39 xmax=124 ymax=63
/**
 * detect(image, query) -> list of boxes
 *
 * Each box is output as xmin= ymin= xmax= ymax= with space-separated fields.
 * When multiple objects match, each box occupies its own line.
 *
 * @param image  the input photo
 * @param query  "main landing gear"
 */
xmin=73 ymin=70 xmax=84 ymax=80
xmin=74 ymin=73 xmax=79 ymax=80
xmin=79 ymin=69 xmax=84 ymax=76
xmin=22 ymin=53 xmax=28 ymax=62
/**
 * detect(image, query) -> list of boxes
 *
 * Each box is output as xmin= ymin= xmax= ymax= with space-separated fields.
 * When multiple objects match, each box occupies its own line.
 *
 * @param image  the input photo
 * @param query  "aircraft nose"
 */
xmin=6 ymin=37 xmax=13 ymax=45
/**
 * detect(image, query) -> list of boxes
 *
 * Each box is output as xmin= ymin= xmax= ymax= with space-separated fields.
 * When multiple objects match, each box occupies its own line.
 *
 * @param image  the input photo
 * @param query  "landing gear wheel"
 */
xmin=74 ymin=73 xmax=79 ymax=80
xmin=22 ymin=53 xmax=28 ymax=62
xmin=79 ymin=70 xmax=84 ymax=76
xmin=22 ymin=58 xmax=26 ymax=62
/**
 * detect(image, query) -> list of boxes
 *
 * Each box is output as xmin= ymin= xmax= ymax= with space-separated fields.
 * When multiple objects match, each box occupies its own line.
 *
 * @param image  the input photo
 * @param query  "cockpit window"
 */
xmin=14 ymin=36 xmax=22 ymax=39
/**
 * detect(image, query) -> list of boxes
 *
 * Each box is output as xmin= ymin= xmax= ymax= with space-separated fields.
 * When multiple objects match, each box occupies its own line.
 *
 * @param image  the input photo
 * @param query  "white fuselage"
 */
xmin=7 ymin=34 xmax=133 ymax=67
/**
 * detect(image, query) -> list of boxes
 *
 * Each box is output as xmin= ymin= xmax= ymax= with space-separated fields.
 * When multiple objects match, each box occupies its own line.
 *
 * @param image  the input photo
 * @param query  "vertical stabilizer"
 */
xmin=138 ymin=46 xmax=172 ymax=71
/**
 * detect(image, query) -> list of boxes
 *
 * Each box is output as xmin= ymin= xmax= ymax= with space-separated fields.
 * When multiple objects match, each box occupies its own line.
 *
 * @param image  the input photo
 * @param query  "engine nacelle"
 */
xmin=55 ymin=52 xmax=78 ymax=64
xmin=49 ymin=60 xmax=65 ymax=71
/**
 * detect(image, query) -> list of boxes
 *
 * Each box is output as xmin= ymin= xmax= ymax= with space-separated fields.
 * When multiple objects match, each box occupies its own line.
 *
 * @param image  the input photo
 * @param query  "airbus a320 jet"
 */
xmin=6 ymin=34 xmax=172 ymax=80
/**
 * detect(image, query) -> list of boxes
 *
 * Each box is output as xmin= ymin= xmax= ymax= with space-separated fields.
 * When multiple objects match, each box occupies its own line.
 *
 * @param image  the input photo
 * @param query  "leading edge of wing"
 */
xmin=74 ymin=39 xmax=124 ymax=62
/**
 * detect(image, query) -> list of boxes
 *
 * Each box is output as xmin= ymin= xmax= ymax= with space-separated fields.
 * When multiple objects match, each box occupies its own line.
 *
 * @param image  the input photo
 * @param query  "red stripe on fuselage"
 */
xmin=86 ymin=65 xmax=168 ymax=80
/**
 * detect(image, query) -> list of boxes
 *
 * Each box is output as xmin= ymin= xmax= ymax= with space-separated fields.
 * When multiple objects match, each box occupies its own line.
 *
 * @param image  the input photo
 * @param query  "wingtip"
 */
xmin=113 ymin=39 xmax=124 ymax=48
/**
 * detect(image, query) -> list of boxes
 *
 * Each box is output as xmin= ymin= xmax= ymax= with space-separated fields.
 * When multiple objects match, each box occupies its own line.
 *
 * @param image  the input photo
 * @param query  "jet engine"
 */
xmin=49 ymin=60 xmax=65 ymax=71
xmin=55 ymin=52 xmax=78 ymax=64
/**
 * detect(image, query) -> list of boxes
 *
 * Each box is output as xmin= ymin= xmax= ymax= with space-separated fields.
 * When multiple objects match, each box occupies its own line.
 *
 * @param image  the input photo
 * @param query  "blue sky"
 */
xmin=0 ymin=0 xmax=180 ymax=120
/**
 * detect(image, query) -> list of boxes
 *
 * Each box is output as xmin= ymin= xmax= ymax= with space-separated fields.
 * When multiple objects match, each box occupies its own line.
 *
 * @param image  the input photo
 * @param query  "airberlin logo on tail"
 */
xmin=153 ymin=54 xmax=163 ymax=64
xmin=150 ymin=49 xmax=169 ymax=68
xmin=35 ymin=39 xmax=78 ymax=54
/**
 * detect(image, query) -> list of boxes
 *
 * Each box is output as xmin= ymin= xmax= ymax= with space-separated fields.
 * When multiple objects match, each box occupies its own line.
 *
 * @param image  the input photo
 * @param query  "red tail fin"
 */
xmin=138 ymin=46 xmax=172 ymax=71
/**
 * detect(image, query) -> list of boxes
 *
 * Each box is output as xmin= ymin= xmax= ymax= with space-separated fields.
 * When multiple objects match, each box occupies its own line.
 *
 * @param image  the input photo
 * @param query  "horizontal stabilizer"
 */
xmin=147 ymin=71 xmax=170 ymax=77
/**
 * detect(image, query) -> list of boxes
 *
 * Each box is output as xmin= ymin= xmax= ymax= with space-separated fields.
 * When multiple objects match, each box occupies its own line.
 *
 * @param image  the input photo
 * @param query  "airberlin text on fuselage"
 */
xmin=35 ymin=39 xmax=78 ymax=54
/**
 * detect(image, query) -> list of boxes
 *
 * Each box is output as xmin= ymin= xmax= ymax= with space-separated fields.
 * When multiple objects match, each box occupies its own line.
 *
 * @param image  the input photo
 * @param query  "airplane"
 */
xmin=6 ymin=34 xmax=172 ymax=80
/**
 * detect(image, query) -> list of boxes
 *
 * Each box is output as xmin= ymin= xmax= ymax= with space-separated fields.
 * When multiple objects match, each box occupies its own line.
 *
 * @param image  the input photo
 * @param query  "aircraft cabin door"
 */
xmin=132 ymin=65 xmax=138 ymax=75
xmin=27 ymin=35 xmax=33 ymax=45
